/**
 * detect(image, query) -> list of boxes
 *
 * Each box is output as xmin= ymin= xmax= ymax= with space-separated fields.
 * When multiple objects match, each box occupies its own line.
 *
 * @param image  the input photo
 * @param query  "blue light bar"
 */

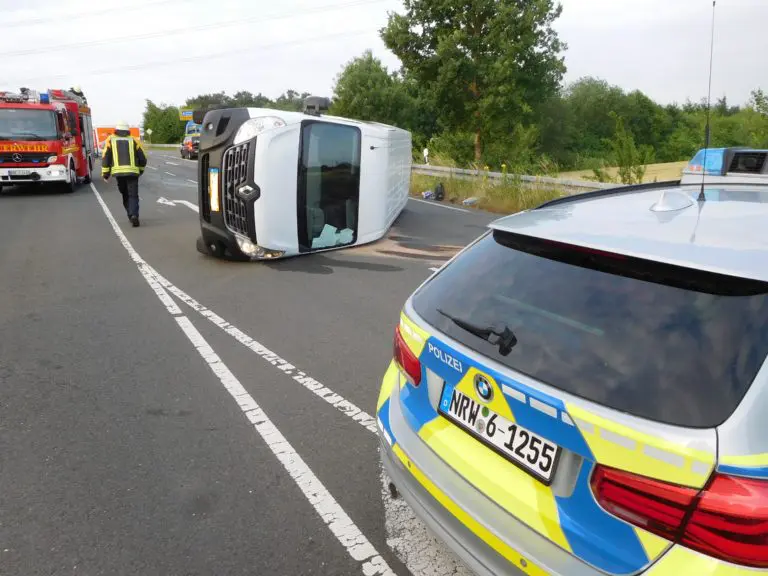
xmin=39 ymin=92 xmax=50 ymax=104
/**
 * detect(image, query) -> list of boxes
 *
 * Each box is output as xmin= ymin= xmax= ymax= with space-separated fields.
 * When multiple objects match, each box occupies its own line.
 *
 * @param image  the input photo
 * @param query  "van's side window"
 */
xmin=297 ymin=121 xmax=361 ymax=251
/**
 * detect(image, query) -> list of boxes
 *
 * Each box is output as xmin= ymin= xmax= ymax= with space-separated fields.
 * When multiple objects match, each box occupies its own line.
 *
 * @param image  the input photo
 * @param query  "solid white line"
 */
xmin=146 ymin=265 xmax=379 ymax=434
xmin=409 ymin=197 xmax=470 ymax=213
xmin=175 ymin=317 xmax=394 ymax=576
xmin=186 ymin=179 xmax=197 ymax=184
xmin=165 ymin=161 xmax=179 ymax=166
xmin=164 ymin=171 xmax=176 ymax=177
xmin=90 ymin=181 xmax=395 ymax=576
xmin=90 ymin=183 xmax=182 ymax=315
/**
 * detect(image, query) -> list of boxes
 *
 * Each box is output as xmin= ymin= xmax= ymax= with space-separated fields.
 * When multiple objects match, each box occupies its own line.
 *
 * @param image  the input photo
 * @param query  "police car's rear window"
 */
xmin=412 ymin=230 xmax=768 ymax=428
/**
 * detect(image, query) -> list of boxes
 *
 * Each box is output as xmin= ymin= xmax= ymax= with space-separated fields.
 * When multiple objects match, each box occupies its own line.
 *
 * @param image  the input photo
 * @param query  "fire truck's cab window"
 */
xmin=297 ymin=121 xmax=361 ymax=251
xmin=0 ymin=109 xmax=58 ymax=141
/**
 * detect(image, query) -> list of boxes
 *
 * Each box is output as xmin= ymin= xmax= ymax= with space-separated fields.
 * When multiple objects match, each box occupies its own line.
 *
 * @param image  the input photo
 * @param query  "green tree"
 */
xmin=381 ymin=0 xmax=566 ymax=162
xmin=142 ymin=100 xmax=184 ymax=144
xmin=273 ymin=90 xmax=311 ymax=111
xmin=750 ymin=88 xmax=768 ymax=116
xmin=330 ymin=50 xmax=414 ymax=128
xmin=605 ymin=113 xmax=654 ymax=185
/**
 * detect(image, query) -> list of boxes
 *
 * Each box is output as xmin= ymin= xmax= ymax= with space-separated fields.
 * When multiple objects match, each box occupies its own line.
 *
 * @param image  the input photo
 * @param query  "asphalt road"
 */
xmin=0 ymin=150 xmax=497 ymax=576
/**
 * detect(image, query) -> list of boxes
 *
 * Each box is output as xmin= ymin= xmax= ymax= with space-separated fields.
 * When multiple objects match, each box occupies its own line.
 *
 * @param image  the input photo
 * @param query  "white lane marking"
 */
xmin=146 ymin=266 xmax=380 ymax=434
xmin=164 ymin=171 xmax=176 ymax=177
xmin=176 ymin=317 xmax=395 ymax=576
xmin=187 ymin=179 xmax=197 ymax=184
xmin=90 ymin=181 xmax=395 ymax=576
xmin=165 ymin=161 xmax=179 ymax=166
xmin=156 ymin=197 xmax=199 ymax=213
xmin=409 ymin=198 xmax=470 ymax=213
xmin=90 ymin=184 xmax=181 ymax=315
xmin=148 ymin=166 xmax=158 ymax=170
xmin=175 ymin=200 xmax=199 ymax=213
xmin=428 ymin=267 xmax=440 ymax=272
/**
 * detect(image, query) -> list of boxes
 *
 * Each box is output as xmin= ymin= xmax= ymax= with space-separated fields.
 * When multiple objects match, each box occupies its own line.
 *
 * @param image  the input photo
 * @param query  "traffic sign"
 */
xmin=179 ymin=108 xmax=194 ymax=121
xmin=146 ymin=128 xmax=153 ymax=135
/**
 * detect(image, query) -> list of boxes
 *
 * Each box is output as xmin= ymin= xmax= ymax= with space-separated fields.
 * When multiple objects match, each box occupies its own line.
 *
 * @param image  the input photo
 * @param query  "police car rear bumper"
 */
xmin=0 ymin=165 xmax=69 ymax=184
xmin=380 ymin=379 xmax=603 ymax=576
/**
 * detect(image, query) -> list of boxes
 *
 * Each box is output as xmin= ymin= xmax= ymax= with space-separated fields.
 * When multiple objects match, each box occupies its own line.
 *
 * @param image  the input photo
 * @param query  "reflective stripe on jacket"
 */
xmin=101 ymin=134 xmax=147 ymax=177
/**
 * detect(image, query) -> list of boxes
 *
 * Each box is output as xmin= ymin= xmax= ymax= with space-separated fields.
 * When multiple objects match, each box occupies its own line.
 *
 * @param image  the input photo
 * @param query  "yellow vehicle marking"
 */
xmin=567 ymin=404 xmax=714 ymax=488
xmin=634 ymin=528 xmax=671 ymax=560
xmin=392 ymin=443 xmax=551 ymax=576
xmin=62 ymin=145 xmax=80 ymax=155
xmin=647 ymin=545 xmax=762 ymax=575
xmin=399 ymin=312 xmax=429 ymax=356
xmin=719 ymin=452 xmax=768 ymax=468
xmin=419 ymin=417 xmax=571 ymax=552
xmin=451 ymin=368 xmax=516 ymax=422
xmin=377 ymin=361 xmax=399 ymax=412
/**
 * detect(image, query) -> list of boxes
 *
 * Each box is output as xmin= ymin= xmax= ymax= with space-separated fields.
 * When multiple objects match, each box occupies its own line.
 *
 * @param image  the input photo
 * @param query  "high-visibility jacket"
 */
xmin=101 ymin=134 xmax=147 ymax=178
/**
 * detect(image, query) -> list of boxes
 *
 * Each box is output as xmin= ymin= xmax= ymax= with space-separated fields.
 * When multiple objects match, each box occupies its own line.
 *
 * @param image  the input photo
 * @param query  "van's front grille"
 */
xmin=222 ymin=142 xmax=250 ymax=236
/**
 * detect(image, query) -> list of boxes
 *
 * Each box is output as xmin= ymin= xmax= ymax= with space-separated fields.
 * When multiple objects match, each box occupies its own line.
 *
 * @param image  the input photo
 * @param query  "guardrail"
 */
xmin=412 ymin=164 xmax=617 ymax=191
xmin=145 ymin=143 xmax=178 ymax=148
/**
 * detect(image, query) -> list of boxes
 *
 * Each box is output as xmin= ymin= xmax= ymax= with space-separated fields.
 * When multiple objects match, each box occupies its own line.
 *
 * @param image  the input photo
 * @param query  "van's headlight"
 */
xmin=233 ymin=116 xmax=286 ymax=145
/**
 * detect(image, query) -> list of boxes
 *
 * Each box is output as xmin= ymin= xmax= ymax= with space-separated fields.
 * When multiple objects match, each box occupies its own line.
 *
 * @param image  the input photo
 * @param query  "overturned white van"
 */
xmin=194 ymin=100 xmax=411 ymax=260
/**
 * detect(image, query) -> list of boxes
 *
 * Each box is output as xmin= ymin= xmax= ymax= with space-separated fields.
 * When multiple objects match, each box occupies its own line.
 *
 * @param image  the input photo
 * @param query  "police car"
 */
xmin=377 ymin=148 xmax=768 ymax=575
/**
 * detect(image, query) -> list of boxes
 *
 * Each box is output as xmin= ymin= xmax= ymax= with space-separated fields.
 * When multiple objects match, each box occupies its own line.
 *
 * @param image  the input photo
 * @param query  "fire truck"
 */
xmin=0 ymin=88 xmax=96 ymax=193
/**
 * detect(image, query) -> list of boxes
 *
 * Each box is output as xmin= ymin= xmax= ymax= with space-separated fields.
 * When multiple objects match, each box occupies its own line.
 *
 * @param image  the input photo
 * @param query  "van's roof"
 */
xmin=243 ymin=107 xmax=409 ymax=136
xmin=491 ymin=184 xmax=768 ymax=283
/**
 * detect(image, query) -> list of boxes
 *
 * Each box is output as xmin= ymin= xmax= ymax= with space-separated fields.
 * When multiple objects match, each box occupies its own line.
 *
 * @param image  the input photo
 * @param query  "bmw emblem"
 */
xmin=474 ymin=374 xmax=493 ymax=403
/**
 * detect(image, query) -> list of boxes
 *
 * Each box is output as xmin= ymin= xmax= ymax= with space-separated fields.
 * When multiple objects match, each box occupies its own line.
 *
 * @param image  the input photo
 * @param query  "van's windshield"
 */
xmin=412 ymin=230 xmax=768 ymax=428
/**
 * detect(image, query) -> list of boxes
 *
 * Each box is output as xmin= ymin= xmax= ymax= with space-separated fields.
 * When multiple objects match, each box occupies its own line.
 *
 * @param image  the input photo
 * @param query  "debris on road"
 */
xmin=462 ymin=197 xmax=479 ymax=206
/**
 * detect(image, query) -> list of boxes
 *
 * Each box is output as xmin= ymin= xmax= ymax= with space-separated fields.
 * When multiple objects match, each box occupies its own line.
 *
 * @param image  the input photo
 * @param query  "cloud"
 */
xmin=4 ymin=0 xmax=765 ymax=127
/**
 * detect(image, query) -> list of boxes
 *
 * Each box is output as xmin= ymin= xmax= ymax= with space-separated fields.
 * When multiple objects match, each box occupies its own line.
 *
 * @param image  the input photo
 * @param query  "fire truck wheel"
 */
xmin=62 ymin=163 xmax=76 ymax=193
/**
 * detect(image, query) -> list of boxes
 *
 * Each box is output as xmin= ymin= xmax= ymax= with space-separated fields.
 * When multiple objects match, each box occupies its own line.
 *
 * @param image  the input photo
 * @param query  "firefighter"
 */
xmin=101 ymin=121 xmax=147 ymax=227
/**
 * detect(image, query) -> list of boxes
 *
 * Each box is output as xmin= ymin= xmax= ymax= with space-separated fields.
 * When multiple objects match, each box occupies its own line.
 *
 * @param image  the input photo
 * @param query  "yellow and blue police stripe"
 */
xmin=377 ymin=313 xmax=728 ymax=574
xmin=718 ymin=453 xmax=768 ymax=479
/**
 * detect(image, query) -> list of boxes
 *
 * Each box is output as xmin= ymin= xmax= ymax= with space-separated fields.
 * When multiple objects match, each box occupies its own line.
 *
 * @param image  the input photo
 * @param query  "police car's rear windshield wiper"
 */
xmin=437 ymin=309 xmax=518 ymax=356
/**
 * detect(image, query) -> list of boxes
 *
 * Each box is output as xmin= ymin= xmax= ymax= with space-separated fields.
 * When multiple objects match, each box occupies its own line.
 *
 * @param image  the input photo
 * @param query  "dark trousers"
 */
xmin=117 ymin=176 xmax=139 ymax=218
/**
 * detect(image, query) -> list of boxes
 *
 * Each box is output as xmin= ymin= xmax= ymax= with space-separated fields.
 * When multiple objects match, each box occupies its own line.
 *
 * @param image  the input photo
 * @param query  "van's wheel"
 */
xmin=62 ymin=163 xmax=76 ymax=193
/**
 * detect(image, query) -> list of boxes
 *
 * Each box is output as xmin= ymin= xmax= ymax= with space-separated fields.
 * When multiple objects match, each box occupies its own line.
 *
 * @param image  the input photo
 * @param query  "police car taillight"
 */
xmin=394 ymin=325 xmax=421 ymax=387
xmin=592 ymin=465 xmax=768 ymax=567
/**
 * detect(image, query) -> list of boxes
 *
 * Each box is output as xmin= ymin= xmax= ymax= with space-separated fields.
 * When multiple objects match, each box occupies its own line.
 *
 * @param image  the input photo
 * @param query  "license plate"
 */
xmin=439 ymin=386 xmax=561 ymax=484
xmin=9 ymin=169 xmax=31 ymax=176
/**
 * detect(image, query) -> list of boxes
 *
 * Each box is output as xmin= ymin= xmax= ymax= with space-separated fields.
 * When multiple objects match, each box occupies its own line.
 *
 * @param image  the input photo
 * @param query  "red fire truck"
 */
xmin=0 ymin=88 xmax=96 ymax=193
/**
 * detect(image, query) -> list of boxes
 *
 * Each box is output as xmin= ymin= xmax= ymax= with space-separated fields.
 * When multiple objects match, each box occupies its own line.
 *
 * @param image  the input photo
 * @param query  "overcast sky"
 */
xmin=3 ymin=0 xmax=767 ymax=127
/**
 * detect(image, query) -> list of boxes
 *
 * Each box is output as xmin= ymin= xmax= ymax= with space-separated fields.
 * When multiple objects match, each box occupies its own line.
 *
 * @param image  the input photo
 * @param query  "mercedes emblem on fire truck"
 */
xmin=12 ymin=153 xmax=23 ymax=163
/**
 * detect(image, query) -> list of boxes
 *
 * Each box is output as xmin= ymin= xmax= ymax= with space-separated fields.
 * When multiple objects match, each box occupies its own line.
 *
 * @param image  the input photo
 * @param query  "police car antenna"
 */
xmin=699 ymin=0 xmax=717 ymax=202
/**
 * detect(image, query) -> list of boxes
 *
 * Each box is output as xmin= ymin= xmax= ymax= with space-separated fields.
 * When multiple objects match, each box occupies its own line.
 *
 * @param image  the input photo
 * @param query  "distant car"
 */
xmin=180 ymin=135 xmax=199 ymax=160
xmin=377 ymin=147 xmax=768 ymax=575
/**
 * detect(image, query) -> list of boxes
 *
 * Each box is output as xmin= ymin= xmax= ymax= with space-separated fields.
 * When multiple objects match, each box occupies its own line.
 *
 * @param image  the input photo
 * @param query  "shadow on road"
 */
xmin=266 ymin=254 xmax=405 ymax=275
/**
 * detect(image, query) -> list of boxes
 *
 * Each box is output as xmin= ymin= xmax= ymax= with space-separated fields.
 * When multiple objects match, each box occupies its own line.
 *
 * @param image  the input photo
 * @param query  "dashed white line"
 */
xmin=164 ymin=171 xmax=176 ymax=177
xmin=90 ymin=181 xmax=395 ymax=576
xmin=148 ymin=166 xmax=158 ymax=170
xmin=187 ymin=179 xmax=197 ymax=184
xmin=165 ymin=161 xmax=179 ymax=166
xmin=428 ymin=267 xmax=441 ymax=272
xmin=146 ymin=266 xmax=380 ymax=434
xmin=409 ymin=197 xmax=470 ymax=213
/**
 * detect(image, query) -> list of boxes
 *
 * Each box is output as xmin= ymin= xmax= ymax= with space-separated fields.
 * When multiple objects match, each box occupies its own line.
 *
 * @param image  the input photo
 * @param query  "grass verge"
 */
xmin=410 ymin=174 xmax=567 ymax=215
